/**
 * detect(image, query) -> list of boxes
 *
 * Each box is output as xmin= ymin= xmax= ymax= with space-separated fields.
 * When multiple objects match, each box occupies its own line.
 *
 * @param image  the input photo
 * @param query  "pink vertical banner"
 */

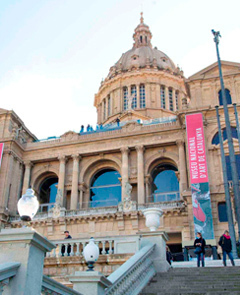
xmin=186 ymin=113 xmax=209 ymax=184
xmin=0 ymin=143 xmax=4 ymax=169
xmin=186 ymin=113 xmax=214 ymax=239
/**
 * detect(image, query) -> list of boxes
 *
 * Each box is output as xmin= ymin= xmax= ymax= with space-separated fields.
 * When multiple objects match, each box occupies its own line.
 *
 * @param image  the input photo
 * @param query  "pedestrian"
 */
xmin=116 ymin=117 xmax=120 ymax=127
xmin=219 ymin=230 xmax=235 ymax=266
xmin=166 ymin=246 xmax=173 ymax=266
xmin=194 ymin=232 xmax=206 ymax=267
xmin=61 ymin=231 xmax=72 ymax=256
xmin=80 ymin=125 xmax=84 ymax=133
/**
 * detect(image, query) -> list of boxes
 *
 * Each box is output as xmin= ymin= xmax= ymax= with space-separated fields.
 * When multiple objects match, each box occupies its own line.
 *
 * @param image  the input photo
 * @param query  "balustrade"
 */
xmin=105 ymin=244 xmax=156 ymax=295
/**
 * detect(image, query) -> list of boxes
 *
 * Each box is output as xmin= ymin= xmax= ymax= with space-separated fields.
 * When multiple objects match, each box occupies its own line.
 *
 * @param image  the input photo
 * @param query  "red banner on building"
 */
xmin=0 ymin=143 xmax=4 ymax=169
xmin=186 ymin=113 xmax=214 ymax=239
xmin=186 ymin=113 xmax=208 ymax=184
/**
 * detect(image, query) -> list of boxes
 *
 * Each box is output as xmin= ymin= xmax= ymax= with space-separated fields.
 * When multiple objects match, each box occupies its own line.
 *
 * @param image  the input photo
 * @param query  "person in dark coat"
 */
xmin=219 ymin=230 xmax=235 ymax=266
xmin=61 ymin=231 xmax=72 ymax=256
xmin=194 ymin=232 xmax=206 ymax=267
xmin=166 ymin=246 xmax=173 ymax=265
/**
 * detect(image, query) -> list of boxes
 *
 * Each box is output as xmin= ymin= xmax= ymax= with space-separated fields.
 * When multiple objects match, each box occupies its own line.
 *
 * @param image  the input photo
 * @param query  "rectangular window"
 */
xmin=218 ymin=202 xmax=228 ymax=222
xmin=160 ymin=86 xmax=165 ymax=109
xmin=108 ymin=95 xmax=111 ymax=116
xmin=140 ymin=84 xmax=145 ymax=108
xmin=131 ymin=85 xmax=137 ymax=109
xmin=175 ymin=91 xmax=179 ymax=110
xmin=123 ymin=87 xmax=128 ymax=111
xmin=169 ymin=88 xmax=173 ymax=111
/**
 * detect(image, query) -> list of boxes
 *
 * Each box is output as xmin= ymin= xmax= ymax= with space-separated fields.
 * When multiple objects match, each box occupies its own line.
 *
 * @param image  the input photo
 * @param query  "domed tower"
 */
xmin=94 ymin=13 xmax=187 ymax=125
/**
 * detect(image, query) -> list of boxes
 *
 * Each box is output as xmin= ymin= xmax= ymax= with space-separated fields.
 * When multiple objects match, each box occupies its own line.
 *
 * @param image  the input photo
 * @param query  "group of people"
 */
xmin=79 ymin=118 xmax=121 ymax=134
xmin=193 ymin=230 xmax=235 ymax=267
xmin=166 ymin=230 xmax=236 ymax=267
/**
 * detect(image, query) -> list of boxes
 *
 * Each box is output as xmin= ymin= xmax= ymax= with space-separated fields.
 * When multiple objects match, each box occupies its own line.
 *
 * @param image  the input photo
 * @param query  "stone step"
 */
xmin=140 ymin=266 xmax=240 ymax=295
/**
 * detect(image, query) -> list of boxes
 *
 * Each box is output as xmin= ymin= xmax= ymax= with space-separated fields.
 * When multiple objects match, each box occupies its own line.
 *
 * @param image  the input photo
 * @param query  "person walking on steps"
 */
xmin=219 ymin=230 xmax=235 ymax=266
xmin=194 ymin=232 xmax=206 ymax=267
xmin=166 ymin=246 xmax=173 ymax=266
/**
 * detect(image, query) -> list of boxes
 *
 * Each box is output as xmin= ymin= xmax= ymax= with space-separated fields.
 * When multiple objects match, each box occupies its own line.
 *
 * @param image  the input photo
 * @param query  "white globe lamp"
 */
xmin=17 ymin=188 xmax=39 ymax=221
xmin=83 ymin=238 xmax=99 ymax=271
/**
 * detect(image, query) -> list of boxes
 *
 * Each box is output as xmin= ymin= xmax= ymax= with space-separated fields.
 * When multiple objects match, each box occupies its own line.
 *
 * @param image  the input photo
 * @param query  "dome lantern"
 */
xmin=133 ymin=12 xmax=152 ymax=48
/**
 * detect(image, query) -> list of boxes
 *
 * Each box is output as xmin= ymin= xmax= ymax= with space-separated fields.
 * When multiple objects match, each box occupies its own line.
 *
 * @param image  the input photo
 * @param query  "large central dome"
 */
xmin=107 ymin=13 xmax=178 ymax=79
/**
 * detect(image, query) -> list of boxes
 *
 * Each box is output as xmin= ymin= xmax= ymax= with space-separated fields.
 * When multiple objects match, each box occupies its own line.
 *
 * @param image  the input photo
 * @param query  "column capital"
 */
xmin=24 ymin=160 xmax=33 ymax=168
xmin=58 ymin=155 xmax=66 ymax=163
xmin=72 ymin=154 xmax=81 ymax=161
xmin=176 ymin=139 xmax=184 ymax=147
xmin=136 ymin=145 xmax=145 ymax=152
xmin=120 ymin=147 xmax=129 ymax=154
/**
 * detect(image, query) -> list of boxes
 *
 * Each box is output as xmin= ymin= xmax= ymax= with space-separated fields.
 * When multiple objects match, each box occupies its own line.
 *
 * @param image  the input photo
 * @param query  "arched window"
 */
xmin=123 ymin=87 xmax=128 ymax=111
xmin=218 ymin=202 xmax=228 ymax=222
xmin=90 ymin=169 xmax=121 ymax=208
xmin=212 ymin=127 xmax=238 ymax=145
xmin=140 ymin=36 xmax=143 ymax=43
xmin=160 ymin=86 xmax=166 ymax=109
xmin=169 ymin=88 xmax=173 ymax=111
xmin=218 ymin=89 xmax=232 ymax=106
xmin=151 ymin=164 xmax=179 ymax=202
xmin=175 ymin=91 xmax=179 ymax=110
xmin=140 ymin=84 xmax=145 ymax=108
xmin=39 ymin=176 xmax=58 ymax=211
xmin=131 ymin=85 xmax=137 ymax=109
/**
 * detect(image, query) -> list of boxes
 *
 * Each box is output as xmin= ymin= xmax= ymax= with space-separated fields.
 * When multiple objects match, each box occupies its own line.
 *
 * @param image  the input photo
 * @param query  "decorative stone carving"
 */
xmin=142 ymin=208 xmax=163 ymax=231
xmin=118 ymin=182 xmax=137 ymax=212
xmin=49 ymin=189 xmax=65 ymax=218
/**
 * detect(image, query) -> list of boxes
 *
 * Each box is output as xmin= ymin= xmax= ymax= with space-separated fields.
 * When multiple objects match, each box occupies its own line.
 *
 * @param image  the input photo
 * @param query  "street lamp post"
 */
xmin=216 ymin=106 xmax=238 ymax=258
xmin=212 ymin=30 xmax=240 ymax=243
xmin=233 ymin=103 xmax=240 ymax=152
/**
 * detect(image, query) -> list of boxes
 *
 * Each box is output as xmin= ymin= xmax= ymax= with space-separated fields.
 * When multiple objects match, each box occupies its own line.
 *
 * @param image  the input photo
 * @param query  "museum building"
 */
xmin=0 ymin=14 xmax=240 ymax=284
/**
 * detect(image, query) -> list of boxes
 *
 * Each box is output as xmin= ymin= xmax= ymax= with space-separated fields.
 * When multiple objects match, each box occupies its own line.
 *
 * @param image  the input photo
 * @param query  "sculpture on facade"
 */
xmin=127 ymin=93 xmax=135 ymax=110
xmin=51 ymin=189 xmax=63 ymax=218
xmin=118 ymin=182 xmax=137 ymax=212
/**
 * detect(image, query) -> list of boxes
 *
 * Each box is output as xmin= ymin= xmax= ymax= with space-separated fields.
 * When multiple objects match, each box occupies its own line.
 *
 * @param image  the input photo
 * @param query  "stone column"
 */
xmin=70 ymin=155 xmax=80 ymax=210
xmin=121 ymin=147 xmax=129 ymax=200
xmin=136 ymin=84 xmax=140 ymax=108
xmin=165 ymin=87 xmax=169 ymax=110
xmin=176 ymin=140 xmax=188 ymax=194
xmin=58 ymin=156 xmax=66 ymax=206
xmin=22 ymin=161 xmax=32 ymax=194
xmin=136 ymin=145 xmax=145 ymax=204
xmin=172 ymin=89 xmax=176 ymax=111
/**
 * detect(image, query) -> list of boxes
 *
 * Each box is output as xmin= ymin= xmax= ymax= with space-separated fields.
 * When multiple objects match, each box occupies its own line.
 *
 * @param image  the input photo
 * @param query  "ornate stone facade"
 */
xmin=0 ymin=14 xmax=240 ymax=282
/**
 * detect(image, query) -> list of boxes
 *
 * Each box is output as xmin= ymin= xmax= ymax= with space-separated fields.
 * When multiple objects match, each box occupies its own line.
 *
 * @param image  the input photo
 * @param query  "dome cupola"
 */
xmin=133 ymin=12 xmax=152 ymax=48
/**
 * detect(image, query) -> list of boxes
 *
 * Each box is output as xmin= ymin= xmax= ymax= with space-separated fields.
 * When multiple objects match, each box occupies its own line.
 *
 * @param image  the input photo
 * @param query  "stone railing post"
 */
xmin=121 ymin=147 xmax=129 ymax=201
xmin=176 ymin=139 xmax=188 ymax=194
xmin=71 ymin=155 xmax=81 ymax=210
xmin=136 ymin=145 xmax=145 ymax=204
xmin=22 ymin=161 xmax=33 ymax=193
xmin=69 ymin=272 xmax=111 ymax=295
xmin=0 ymin=228 xmax=55 ymax=295
xmin=58 ymin=155 xmax=66 ymax=206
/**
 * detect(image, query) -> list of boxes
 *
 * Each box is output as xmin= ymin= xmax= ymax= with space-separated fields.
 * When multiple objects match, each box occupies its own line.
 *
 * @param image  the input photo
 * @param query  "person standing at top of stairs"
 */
xmin=219 ymin=230 xmax=235 ymax=267
xmin=194 ymin=232 xmax=206 ymax=267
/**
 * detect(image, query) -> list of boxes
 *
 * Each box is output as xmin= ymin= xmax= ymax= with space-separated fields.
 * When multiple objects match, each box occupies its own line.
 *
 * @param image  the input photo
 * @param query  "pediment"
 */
xmin=119 ymin=110 xmax=151 ymax=122
xmin=188 ymin=61 xmax=240 ymax=81
xmin=60 ymin=130 xmax=79 ymax=142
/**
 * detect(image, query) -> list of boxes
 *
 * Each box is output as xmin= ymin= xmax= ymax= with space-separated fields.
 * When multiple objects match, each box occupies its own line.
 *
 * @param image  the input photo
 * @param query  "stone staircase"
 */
xmin=140 ymin=266 xmax=240 ymax=295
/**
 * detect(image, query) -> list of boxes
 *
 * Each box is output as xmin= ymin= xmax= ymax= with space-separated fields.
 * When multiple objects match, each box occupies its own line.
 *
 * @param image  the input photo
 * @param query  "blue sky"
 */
xmin=0 ymin=0 xmax=239 ymax=138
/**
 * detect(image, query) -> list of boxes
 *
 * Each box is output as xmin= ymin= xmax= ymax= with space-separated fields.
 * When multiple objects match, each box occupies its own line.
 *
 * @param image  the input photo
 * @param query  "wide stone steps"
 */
xmin=140 ymin=266 xmax=240 ymax=295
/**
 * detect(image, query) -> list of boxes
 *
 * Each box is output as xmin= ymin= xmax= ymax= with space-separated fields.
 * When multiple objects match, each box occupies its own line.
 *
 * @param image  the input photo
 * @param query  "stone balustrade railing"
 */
xmin=46 ymin=235 xmax=140 ymax=258
xmin=105 ymin=243 xmax=156 ymax=295
xmin=0 ymin=262 xmax=21 ymax=295
xmin=41 ymin=275 xmax=82 ymax=295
